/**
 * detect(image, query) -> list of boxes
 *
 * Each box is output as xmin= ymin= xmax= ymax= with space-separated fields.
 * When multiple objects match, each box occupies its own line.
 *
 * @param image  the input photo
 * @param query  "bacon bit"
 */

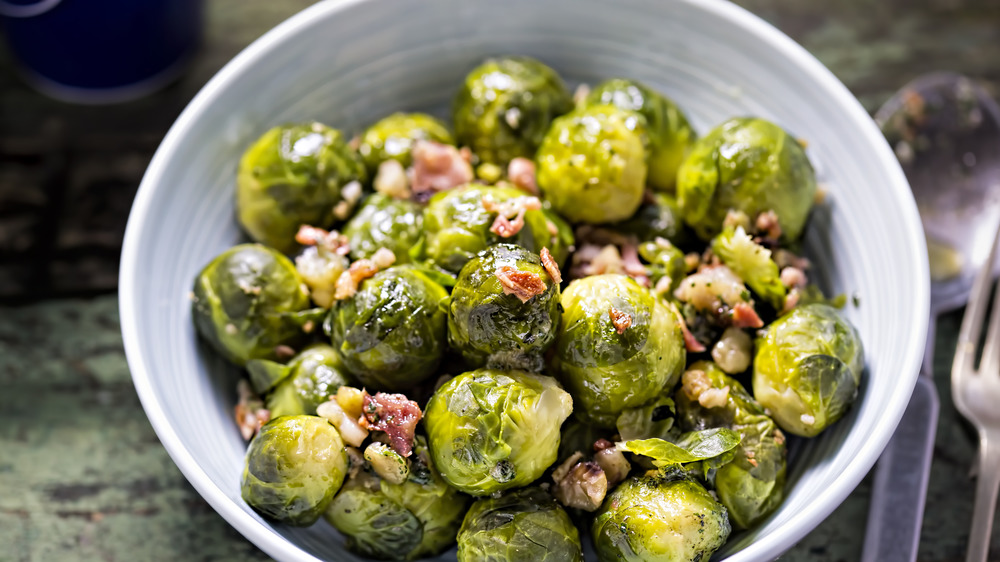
xmin=490 ymin=209 xmax=526 ymax=237
xmin=334 ymin=258 xmax=380 ymax=300
xmin=732 ymin=302 xmax=765 ymax=328
xmin=360 ymin=392 xmax=422 ymax=457
xmin=747 ymin=456 xmax=759 ymax=468
xmin=594 ymin=439 xmax=615 ymax=452
xmin=371 ymin=247 xmax=397 ymax=269
xmin=621 ymin=242 xmax=650 ymax=287
xmin=540 ymin=247 xmax=562 ymax=284
xmin=780 ymin=266 xmax=807 ymax=289
xmin=507 ymin=157 xmax=538 ymax=195
xmin=484 ymin=195 xmax=542 ymax=238
xmin=671 ymin=304 xmax=706 ymax=352
xmin=609 ymin=307 xmax=632 ymax=335
xmin=410 ymin=140 xmax=473 ymax=195
xmin=495 ymin=266 xmax=546 ymax=303
xmin=782 ymin=288 xmax=800 ymax=313
xmin=755 ymin=210 xmax=782 ymax=241
xmin=235 ymin=380 xmax=270 ymax=441
xmin=274 ymin=345 xmax=296 ymax=360
xmin=374 ymin=159 xmax=412 ymax=199
xmin=296 ymin=224 xmax=350 ymax=255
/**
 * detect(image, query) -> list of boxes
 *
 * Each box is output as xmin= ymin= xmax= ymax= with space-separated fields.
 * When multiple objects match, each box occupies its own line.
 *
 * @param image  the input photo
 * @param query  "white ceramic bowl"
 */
xmin=120 ymin=0 xmax=929 ymax=560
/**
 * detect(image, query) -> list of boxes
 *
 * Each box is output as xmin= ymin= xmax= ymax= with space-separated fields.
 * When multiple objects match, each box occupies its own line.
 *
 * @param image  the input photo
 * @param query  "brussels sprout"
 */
xmin=536 ymin=104 xmax=648 ymax=224
xmin=253 ymin=344 xmax=354 ymax=417
xmin=424 ymin=369 xmax=573 ymax=495
xmin=585 ymin=78 xmax=696 ymax=192
xmin=192 ymin=244 xmax=319 ymax=367
xmin=240 ymin=415 xmax=348 ymax=526
xmin=448 ymin=244 xmax=561 ymax=371
xmin=711 ymin=225 xmax=786 ymax=310
xmin=236 ymin=123 xmax=366 ymax=253
xmin=422 ymin=185 xmax=572 ymax=273
xmin=357 ymin=112 xmax=454 ymax=173
xmin=614 ymin=192 xmax=689 ymax=246
xmin=675 ymin=361 xmax=787 ymax=528
xmin=325 ymin=437 xmax=470 ymax=560
xmin=453 ymin=56 xmax=572 ymax=166
xmin=592 ymin=472 xmax=731 ymax=562
xmin=327 ymin=266 xmax=449 ymax=391
xmin=343 ymin=194 xmax=424 ymax=263
xmin=677 ymin=117 xmax=816 ymax=241
xmin=753 ymin=303 xmax=865 ymax=437
xmin=457 ymin=487 xmax=583 ymax=562
xmin=553 ymin=274 xmax=686 ymax=427
xmin=638 ymin=238 xmax=686 ymax=293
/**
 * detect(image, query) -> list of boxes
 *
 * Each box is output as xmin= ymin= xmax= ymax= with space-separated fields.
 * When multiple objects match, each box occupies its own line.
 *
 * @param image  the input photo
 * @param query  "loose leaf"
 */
xmin=619 ymin=427 xmax=742 ymax=468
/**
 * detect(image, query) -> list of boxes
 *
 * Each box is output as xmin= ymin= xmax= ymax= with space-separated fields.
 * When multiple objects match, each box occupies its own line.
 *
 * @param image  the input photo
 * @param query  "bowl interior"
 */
xmin=120 ymin=0 xmax=928 ymax=560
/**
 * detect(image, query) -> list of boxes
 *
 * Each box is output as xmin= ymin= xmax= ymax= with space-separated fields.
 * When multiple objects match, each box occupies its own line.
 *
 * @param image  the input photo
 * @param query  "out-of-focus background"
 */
xmin=0 ymin=1 xmax=998 ymax=560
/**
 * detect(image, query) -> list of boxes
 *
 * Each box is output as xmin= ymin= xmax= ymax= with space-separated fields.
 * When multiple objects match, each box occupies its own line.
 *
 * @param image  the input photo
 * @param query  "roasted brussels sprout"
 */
xmin=453 ymin=56 xmax=572 ymax=166
xmin=192 ymin=244 xmax=319 ymax=367
xmin=638 ymin=238 xmax=686 ymax=293
xmin=250 ymin=344 xmax=353 ymax=417
xmin=448 ymin=244 xmax=561 ymax=371
xmin=585 ymin=78 xmax=696 ymax=192
xmin=553 ymin=274 xmax=686 ymax=427
xmin=236 ymin=123 xmax=366 ymax=253
xmin=422 ymin=185 xmax=572 ymax=273
xmin=457 ymin=487 xmax=583 ymax=562
xmin=675 ymin=361 xmax=787 ymax=529
xmin=536 ymin=104 xmax=648 ymax=224
xmin=753 ymin=303 xmax=864 ymax=436
xmin=240 ymin=415 xmax=348 ymax=526
xmin=677 ymin=117 xmax=816 ymax=241
xmin=614 ymin=192 xmax=689 ymax=246
xmin=324 ymin=437 xmax=469 ymax=560
xmin=357 ymin=112 xmax=454 ymax=173
xmin=592 ymin=471 xmax=731 ymax=562
xmin=327 ymin=266 xmax=449 ymax=391
xmin=343 ymin=194 xmax=424 ymax=263
xmin=424 ymin=369 xmax=573 ymax=495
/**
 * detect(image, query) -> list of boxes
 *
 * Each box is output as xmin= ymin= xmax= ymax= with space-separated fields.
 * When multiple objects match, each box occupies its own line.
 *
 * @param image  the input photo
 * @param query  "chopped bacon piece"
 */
xmin=334 ymin=258 xmax=379 ymax=300
xmin=755 ymin=210 xmax=782 ymax=241
xmin=540 ymin=247 xmax=562 ymax=284
xmin=360 ymin=392 xmax=422 ymax=457
xmin=609 ymin=307 xmax=632 ymax=335
xmin=621 ymin=243 xmax=649 ymax=287
xmin=593 ymin=438 xmax=615 ymax=452
xmin=296 ymin=224 xmax=350 ymax=255
xmin=507 ymin=157 xmax=538 ymax=195
xmin=671 ymin=305 xmax=707 ymax=353
xmin=782 ymin=288 xmax=800 ymax=313
xmin=732 ymin=302 xmax=765 ymax=328
xmin=234 ymin=380 xmax=270 ymax=441
xmin=780 ymin=266 xmax=807 ymax=289
xmin=484 ymin=195 xmax=542 ymax=238
xmin=490 ymin=209 xmax=526 ymax=237
xmin=495 ymin=266 xmax=547 ymax=303
xmin=410 ymin=140 xmax=474 ymax=195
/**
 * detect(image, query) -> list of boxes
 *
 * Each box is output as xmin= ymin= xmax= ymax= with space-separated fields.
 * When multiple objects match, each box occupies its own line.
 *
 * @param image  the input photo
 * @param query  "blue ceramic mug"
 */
xmin=0 ymin=0 xmax=203 ymax=103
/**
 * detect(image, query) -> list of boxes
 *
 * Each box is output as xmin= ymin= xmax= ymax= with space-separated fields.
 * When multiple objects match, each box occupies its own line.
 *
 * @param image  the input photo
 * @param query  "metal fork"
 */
xmin=952 ymin=220 xmax=1000 ymax=562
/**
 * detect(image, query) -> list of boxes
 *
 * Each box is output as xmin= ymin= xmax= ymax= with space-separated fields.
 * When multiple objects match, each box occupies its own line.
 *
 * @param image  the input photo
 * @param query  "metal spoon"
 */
xmin=862 ymin=72 xmax=1000 ymax=562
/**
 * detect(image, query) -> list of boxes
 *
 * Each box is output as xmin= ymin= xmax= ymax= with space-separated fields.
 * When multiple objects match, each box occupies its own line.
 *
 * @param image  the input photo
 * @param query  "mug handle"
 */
xmin=0 ymin=0 xmax=62 ymax=18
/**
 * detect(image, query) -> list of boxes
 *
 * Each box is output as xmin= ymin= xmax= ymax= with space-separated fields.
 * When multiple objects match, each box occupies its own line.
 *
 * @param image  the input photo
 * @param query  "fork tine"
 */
xmin=953 ymin=221 xmax=1000 ymax=378
xmin=978 ymin=257 xmax=1000 ymax=376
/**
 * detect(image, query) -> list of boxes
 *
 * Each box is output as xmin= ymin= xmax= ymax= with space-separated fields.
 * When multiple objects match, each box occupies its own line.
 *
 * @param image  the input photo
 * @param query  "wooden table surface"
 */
xmin=1 ymin=1 xmax=999 ymax=560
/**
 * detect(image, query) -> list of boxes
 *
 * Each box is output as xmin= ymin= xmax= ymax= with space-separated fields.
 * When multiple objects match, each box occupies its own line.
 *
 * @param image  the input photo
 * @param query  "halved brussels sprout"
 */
xmin=675 ymin=361 xmax=787 ymax=529
xmin=240 ymin=415 xmax=348 ymax=526
xmin=251 ymin=344 xmax=353 ymax=417
xmin=453 ymin=56 xmax=572 ymax=166
xmin=585 ymin=78 xmax=696 ymax=192
xmin=448 ymin=244 xmax=560 ymax=372
xmin=592 ymin=471 xmax=731 ymax=562
xmin=553 ymin=274 xmax=686 ymax=427
xmin=536 ymin=104 xmax=648 ymax=224
xmin=422 ymin=185 xmax=572 ymax=273
xmin=753 ymin=303 xmax=865 ymax=436
xmin=677 ymin=117 xmax=816 ymax=241
xmin=325 ymin=437 xmax=469 ymax=560
xmin=357 ymin=112 xmax=454 ymax=173
xmin=327 ymin=266 xmax=449 ymax=391
xmin=424 ymin=369 xmax=573 ymax=495
xmin=191 ymin=244 xmax=319 ymax=367
xmin=614 ymin=192 xmax=689 ymax=246
xmin=343 ymin=193 xmax=424 ymax=263
xmin=457 ymin=487 xmax=583 ymax=562
xmin=236 ymin=123 xmax=366 ymax=253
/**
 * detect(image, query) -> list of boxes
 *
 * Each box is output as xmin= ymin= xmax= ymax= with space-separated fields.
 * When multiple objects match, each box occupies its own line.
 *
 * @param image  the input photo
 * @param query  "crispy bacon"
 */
xmin=671 ymin=305 xmax=706 ymax=353
xmin=484 ymin=195 xmax=542 ymax=238
xmin=495 ymin=266 xmax=546 ymax=303
xmin=490 ymin=209 xmax=526 ymax=237
xmin=360 ymin=392 xmax=422 ymax=457
xmin=780 ymin=266 xmax=807 ymax=289
xmin=234 ymin=380 xmax=270 ymax=441
xmin=609 ymin=307 xmax=632 ymax=335
xmin=334 ymin=258 xmax=379 ymax=300
xmin=621 ymin=242 xmax=649 ymax=287
xmin=410 ymin=140 xmax=473 ymax=195
xmin=540 ymin=247 xmax=562 ymax=284
xmin=507 ymin=157 xmax=538 ymax=195
xmin=755 ymin=210 xmax=782 ymax=241
xmin=732 ymin=302 xmax=764 ymax=329
xmin=296 ymin=225 xmax=350 ymax=255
